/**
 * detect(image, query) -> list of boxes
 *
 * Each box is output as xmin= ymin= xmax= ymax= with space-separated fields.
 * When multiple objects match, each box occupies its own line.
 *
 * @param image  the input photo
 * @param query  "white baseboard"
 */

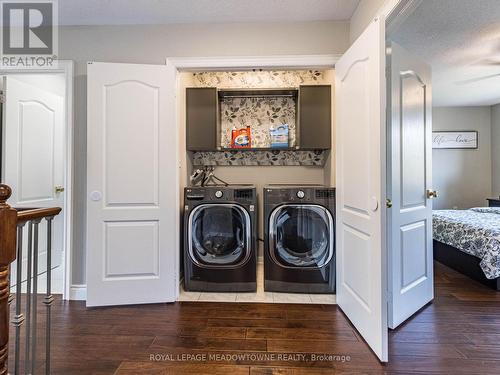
xmin=69 ymin=284 xmax=87 ymax=300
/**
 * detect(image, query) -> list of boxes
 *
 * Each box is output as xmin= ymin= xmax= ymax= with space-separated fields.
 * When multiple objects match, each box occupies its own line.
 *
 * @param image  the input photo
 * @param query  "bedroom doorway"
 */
xmin=386 ymin=41 xmax=434 ymax=329
xmin=0 ymin=61 xmax=74 ymax=300
xmin=1 ymin=74 xmax=66 ymax=295
xmin=386 ymin=0 xmax=500 ymax=314
xmin=388 ymin=0 xmax=499 ymax=209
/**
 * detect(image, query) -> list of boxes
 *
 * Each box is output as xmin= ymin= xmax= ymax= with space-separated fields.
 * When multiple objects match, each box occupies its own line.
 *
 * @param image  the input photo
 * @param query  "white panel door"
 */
xmin=387 ymin=42 xmax=433 ymax=329
xmin=2 ymin=76 xmax=65 ymax=284
xmin=86 ymin=62 xmax=178 ymax=307
xmin=335 ymin=18 xmax=388 ymax=362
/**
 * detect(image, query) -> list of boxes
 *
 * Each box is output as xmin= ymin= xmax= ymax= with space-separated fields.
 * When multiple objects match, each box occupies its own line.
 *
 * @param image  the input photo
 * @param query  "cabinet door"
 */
xmin=186 ymin=87 xmax=217 ymax=151
xmin=299 ymin=85 xmax=331 ymax=150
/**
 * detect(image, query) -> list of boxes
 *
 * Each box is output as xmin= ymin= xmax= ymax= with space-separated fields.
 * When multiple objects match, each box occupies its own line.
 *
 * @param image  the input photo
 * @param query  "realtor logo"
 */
xmin=0 ymin=0 xmax=58 ymax=68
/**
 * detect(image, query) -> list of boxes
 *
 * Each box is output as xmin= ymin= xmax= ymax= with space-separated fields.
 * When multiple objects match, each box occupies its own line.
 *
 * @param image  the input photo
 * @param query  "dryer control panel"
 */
xmin=264 ymin=186 xmax=336 ymax=207
xmin=265 ymin=187 xmax=315 ymax=202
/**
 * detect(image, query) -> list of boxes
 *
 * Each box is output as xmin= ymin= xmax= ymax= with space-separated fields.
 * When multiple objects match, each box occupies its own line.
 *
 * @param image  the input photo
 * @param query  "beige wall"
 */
xmin=59 ymin=21 xmax=350 ymax=285
xmin=349 ymin=0 xmax=386 ymax=43
xmin=492 ymin=104 xmax=500 ymax=197
xmin=432 ymin=107 xmax=492 ymax=210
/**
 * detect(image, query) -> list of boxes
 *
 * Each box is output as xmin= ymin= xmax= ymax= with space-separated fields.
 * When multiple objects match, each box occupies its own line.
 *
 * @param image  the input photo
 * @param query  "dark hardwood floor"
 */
xmin=8 ymin=261 xmax=500 ymax=374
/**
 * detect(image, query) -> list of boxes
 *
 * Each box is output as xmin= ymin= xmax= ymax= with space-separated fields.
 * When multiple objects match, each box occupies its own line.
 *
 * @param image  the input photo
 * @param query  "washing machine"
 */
xmin=264 ymin=186 xmax=335 ymax=293
xmin=183 ymin=186 xmax=257 ymax=292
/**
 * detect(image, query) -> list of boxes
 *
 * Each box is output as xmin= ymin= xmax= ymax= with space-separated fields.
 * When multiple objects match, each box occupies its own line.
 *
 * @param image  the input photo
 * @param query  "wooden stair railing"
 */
xmin=0 ymin=184 xmax=61 ymax=375
xmin=0 ymin=185 xmax=17 ymax=375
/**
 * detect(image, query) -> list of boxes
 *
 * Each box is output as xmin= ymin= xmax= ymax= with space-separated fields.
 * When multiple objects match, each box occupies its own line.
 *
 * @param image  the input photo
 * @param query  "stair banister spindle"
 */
xmin=44 ymin=217 xmax=55 ymax=375
xmin=12 ymin=223 xmax=25 ymax=375
xmin=25 ymin=222 xmax=34 ymax=372
xmin=31 ymin=219 xmax=42 ymax=375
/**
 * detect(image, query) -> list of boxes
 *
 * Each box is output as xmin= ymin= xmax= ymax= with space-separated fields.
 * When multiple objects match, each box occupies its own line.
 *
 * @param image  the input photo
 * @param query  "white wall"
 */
xmin=349 ymin=0 xmax=386 ymax=43
xmin=432 ymin=107 xmax=492 ymax=209
xmin=492 ymin=103 xmax=500 ymax=197
xmin=58 ymin=21 xmax=350 ymax=285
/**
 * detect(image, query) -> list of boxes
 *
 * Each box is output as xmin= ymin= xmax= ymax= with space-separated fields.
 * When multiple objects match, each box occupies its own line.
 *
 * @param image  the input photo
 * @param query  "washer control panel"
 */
xmin=185 ymin=187 xmax=256 ymax=203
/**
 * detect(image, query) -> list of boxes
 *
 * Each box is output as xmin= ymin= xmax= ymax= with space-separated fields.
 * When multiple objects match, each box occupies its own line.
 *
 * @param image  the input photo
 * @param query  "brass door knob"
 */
xmin=55 ymin=185 xmax=65 ymax=194
xmin=426 ymin=189 xmax=438 ymax=199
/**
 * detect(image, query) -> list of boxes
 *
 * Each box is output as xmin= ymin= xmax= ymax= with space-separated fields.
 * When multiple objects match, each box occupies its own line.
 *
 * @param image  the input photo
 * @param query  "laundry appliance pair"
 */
xmin=183 ymin=185 xmax=336 ymax=294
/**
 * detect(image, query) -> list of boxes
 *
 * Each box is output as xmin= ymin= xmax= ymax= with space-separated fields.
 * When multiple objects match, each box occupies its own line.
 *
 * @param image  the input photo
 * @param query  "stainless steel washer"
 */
xmin=183 ymin=186 xmax=257 ymax=292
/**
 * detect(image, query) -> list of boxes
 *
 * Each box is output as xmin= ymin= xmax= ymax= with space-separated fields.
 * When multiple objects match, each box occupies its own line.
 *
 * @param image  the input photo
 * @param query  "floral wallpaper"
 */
xmin=189 ymin=70 xmax=330 ymax=166
xmin=220 ymin=97 xmax=296 ymax=148
xmin=192 ymin=150 xmax=326 ymax=167
xmin=192 ymin=70 xmax=325 ymax=88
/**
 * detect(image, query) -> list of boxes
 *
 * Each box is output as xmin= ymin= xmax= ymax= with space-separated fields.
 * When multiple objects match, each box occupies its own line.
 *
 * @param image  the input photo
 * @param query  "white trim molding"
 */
xmin=69 ymin=284 xmax=87 ymax=301
xmin=166 ymin=54 xmax=341 ymax=71
xmin=384 ymin=0 xmax=423 ymax=35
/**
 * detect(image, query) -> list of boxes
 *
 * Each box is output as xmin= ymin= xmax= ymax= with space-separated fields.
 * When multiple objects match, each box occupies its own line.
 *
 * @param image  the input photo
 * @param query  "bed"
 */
xmin=433 ymin=207 xmax=500 ymax=290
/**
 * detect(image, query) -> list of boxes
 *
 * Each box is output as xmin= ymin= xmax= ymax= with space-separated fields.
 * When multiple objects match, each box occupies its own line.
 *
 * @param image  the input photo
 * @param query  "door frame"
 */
xmin=0 ymin=60 xmax=74 ymax=300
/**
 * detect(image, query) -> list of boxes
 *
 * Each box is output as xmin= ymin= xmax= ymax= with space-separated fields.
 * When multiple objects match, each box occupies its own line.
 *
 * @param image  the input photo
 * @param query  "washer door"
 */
xmin=188 ymin=204 xmax=251 ymax=268
xmin=269 ymin=204 xmax=334 ymax=269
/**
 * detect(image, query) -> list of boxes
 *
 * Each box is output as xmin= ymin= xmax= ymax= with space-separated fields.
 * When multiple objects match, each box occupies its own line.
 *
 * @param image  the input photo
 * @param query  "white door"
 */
xmin=387 ymin=42 xmax=433 ymax=329
xmin=2 ymin=76 xmax=65 ymax=285
xmin=86 ymin=62 xmax=178 ymax=307
xmin=335 ymin=17 xmax=388 ymax=362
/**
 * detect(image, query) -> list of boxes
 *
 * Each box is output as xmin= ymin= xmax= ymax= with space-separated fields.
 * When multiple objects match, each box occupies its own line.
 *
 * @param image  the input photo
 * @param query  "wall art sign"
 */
xmin=432 ymin=131 xmax=478 ymax=149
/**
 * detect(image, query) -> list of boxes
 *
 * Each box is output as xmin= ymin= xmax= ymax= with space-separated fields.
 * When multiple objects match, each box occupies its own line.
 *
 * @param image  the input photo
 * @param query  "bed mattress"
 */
xmin=433 ymin=207 xmax=500 ymax=279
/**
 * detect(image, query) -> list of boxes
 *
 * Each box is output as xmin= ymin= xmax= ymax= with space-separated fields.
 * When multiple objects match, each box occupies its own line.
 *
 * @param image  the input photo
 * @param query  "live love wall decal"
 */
xmin=432 ymin=131 xmax=478 ymax=149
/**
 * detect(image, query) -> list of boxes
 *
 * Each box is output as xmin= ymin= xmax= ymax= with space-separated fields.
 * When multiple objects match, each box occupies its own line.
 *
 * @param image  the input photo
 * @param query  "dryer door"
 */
xmin=270 ymin=204 xmax=334 ymax=269
xmin=189 ymin=204 xmax=251 ymax=268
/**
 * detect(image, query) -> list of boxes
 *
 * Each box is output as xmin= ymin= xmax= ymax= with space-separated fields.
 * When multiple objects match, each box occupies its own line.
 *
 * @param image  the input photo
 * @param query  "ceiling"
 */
xmin=58 ymin=0 xmax=360 ymax=26
xmin=392 ymin=0 xmax=500 ymax=107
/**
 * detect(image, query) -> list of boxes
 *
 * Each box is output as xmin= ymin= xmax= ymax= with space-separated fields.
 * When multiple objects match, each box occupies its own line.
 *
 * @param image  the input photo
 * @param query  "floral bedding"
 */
xmin=433 ymin=209 xmax=500 ymax=279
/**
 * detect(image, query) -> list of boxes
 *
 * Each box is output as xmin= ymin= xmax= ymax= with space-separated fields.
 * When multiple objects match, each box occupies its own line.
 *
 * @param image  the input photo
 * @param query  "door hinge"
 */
xmin=0 ymin=92 xmax=5 ymax=103
xmin=386 ymin=199 xmax=392 ymax=208
xmin=387 ymin=290 xmax=393 ymax=303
